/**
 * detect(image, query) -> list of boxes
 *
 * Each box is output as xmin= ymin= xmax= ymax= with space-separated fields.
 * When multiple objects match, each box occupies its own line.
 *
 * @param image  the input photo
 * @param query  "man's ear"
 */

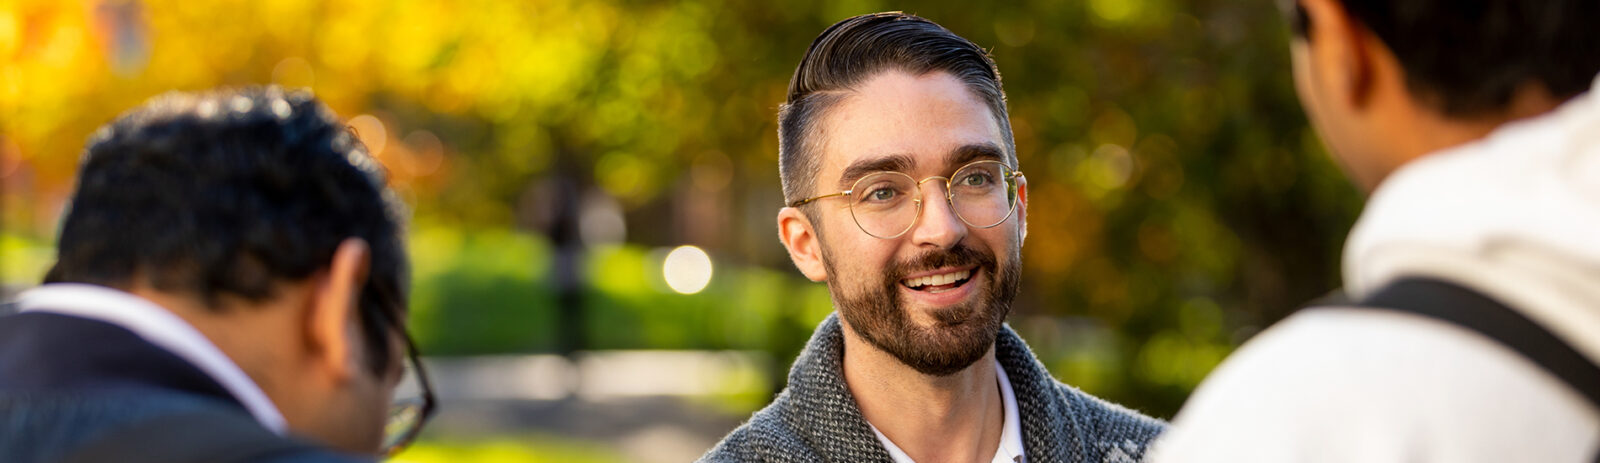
xmin=307 ymin=238 xmax=371 ymax=383
xmin=777 ymin=207 xmax=829 ymax=282
xmin=1301 ymin=0 xmax=1376 ymax=112
xmin=1014 ymin=177 xmax=1028 ymax=245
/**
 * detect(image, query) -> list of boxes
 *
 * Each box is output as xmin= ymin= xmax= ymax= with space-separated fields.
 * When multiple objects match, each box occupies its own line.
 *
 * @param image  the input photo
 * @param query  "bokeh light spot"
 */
xmin=662 ymin=245 xmax=713 ymax=294
xmin=348 ymin=114 xmax=387 ymax=155
xmin=271 ymin=57 xmax=316 ymax=89
xmin=1089 ymin=0 xmax=1139 ymax=23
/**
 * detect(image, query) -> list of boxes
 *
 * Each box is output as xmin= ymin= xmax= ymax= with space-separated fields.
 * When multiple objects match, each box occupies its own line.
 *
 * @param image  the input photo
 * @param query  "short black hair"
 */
xmin=1286 ymin=0 xmax=1600 ymax=117
xmin=48 ymin=86 xmax=408 ymax=375
xmin=779 ymin=12 xmax=1015 ymax=206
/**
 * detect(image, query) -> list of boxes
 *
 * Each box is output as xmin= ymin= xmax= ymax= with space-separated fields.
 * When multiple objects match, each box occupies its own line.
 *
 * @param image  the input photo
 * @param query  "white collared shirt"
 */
xmin=869 ymin=358 xmax=1026 ymax=463
xmin=17 ymin=283 xmax=289 ymax=434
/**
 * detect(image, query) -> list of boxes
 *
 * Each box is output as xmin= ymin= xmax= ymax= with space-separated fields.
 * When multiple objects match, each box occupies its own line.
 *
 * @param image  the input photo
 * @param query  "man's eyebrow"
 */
xmin=837 ymin=154 xmax=915 ymax=190
xmin=946 ymin=143 xmax=1006 ymax=168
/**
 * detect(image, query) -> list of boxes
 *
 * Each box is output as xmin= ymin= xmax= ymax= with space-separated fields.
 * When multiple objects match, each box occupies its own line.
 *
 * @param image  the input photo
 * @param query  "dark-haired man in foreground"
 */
xmin=702 ymin=12 xmax=1163 ymax=463
xmin=0 ymin=87 xmax=433 ymax=462
xmin=1150 ymin=0 xmax=1600 ymax=461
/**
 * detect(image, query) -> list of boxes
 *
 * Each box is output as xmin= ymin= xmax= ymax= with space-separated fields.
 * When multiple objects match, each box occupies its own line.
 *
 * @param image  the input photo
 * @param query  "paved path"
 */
xmin=419 ymin=352 xmax=773 ymax=463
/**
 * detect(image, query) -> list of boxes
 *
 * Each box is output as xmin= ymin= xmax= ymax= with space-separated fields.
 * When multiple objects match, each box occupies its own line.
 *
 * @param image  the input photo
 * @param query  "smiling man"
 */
xmin=700 ymin=13 xmax=1163 ymax=463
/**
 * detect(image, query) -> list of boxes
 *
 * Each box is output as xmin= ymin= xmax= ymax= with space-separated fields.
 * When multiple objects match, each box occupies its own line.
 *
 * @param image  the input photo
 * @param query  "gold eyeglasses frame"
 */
xmin=786 ymin=159 xmax=1024 ymax=239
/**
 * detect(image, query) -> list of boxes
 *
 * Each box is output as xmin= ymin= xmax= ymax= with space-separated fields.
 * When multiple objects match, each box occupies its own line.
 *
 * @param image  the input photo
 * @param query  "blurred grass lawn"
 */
xmin=393 ymin=436 xmax=627 ymax=463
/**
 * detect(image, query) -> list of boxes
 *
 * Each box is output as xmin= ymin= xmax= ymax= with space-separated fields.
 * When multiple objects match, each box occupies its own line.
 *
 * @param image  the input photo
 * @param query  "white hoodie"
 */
xmin=1148 ymin=75 xmax=1600 ymax=462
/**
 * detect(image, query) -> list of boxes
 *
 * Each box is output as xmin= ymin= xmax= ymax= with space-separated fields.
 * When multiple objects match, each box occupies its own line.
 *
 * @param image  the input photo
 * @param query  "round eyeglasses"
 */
xmin=365 ymin=292 xmax=436 ymax=458
xmin=380 ymin=338 xmax=434 ymax=457
xmin=788 ymin=160 xmax=1023 ymax=239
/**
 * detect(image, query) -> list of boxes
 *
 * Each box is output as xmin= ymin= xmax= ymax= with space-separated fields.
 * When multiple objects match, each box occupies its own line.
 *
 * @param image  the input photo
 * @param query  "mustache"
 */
xmin=885 ymin=243 xmax=997 ymax=281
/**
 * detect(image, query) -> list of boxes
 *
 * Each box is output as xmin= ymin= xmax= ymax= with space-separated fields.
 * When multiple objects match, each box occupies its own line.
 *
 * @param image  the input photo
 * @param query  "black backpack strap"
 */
xmin=1355 ymin=277 xmax=1600 ymax=411
xmin=56 ymin=408 xmax=324 ymax=463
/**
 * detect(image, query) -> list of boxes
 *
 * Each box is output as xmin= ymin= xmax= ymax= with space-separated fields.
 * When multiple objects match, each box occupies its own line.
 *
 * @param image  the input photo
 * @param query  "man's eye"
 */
xmin=962 ymin=174 xmax=989 ymax=186
xmin=869 ymin=188 xmax=897 ymax=201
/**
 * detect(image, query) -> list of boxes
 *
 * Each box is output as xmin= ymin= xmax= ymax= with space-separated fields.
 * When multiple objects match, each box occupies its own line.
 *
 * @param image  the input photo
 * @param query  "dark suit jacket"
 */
xmin=0 ymin=311 xmax=371 ymax=463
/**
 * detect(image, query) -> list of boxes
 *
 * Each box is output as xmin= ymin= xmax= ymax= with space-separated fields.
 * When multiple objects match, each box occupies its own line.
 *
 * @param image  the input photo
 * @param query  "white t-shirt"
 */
xmin=869 ymin=359 xmax=1026 ymax=463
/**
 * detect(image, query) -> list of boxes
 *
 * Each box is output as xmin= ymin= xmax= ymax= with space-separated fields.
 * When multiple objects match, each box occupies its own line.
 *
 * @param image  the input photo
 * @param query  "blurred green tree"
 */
xmin=0 ymin=0 xmax=1361 ymax=417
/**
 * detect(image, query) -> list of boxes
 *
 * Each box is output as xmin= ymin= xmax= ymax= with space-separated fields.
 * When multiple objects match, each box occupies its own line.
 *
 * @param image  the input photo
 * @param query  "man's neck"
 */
xmin=841 ymin=320 xmax=1004 ymax=463
xmin=130 ymin=285 xmax=303 ymax=419
xmin=1375 ymin=85 xmax=1567 ymax=188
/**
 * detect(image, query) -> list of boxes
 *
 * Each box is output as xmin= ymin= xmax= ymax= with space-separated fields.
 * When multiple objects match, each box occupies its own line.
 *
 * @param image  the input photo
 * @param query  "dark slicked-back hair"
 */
xmin=779 ymin=12 xmax=1014 ymax=207
xmin=47 ymin=86 xmax=408 ymax=375
xmin=1286 ymin=0 xmax=1600 ymax=117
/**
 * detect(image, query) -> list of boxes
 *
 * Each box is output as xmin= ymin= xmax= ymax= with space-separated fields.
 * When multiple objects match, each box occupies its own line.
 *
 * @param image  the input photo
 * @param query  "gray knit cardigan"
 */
xmin=699 ymin=314 xmax=1166 ymax=462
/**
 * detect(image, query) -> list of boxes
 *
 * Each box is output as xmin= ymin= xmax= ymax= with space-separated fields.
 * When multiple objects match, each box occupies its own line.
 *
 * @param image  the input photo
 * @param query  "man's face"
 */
xmin=1289 ymin=0 xmax=1394 ymax=193
xmin=340 ymin=324 xmax=405 ymax=453
xmin=301 ymin=298 xmax=408 ymax=454
xmin=808 ymin=70 xmax=1025 ymax=376
xmin=1291 ymin=38 xmax=1373 ymax=190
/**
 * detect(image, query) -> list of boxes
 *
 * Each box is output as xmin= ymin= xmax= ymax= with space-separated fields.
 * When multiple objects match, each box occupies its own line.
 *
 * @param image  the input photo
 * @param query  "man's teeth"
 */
xmin=904 ymin=269 xmax=972 ymax=288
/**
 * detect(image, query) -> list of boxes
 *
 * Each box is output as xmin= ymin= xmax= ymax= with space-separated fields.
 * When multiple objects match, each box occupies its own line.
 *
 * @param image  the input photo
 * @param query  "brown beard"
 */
xmin=823 ymin=240 xmax=1022 ymax=377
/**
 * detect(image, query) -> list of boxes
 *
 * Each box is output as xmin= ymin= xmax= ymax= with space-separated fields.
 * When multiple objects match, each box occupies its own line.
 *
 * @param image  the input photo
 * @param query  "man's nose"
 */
xmin=909 ymin=182 xmax=967 ymax=249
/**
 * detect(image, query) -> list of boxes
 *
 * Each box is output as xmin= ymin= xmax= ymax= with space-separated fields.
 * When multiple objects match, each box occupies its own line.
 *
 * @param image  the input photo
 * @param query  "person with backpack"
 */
xmin=1150 ymin=0 xmax=1600 ymax=461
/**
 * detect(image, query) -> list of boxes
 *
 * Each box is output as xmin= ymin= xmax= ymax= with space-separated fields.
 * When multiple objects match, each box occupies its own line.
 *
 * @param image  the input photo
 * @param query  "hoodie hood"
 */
xmin=1345 ymin=75 xmax=1600 ymax=296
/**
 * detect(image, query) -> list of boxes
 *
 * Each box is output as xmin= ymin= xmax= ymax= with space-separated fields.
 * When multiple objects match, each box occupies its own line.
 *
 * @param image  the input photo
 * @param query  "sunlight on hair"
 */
xmin=662 ymin=245 xmax=712 ymax=295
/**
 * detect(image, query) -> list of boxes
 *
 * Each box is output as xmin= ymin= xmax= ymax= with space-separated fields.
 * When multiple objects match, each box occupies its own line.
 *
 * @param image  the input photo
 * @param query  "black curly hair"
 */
xmin=1284 ymin=0 xmax=1600 ymax=117
xmin=47 ymin=86 xmax=409 ymax=376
